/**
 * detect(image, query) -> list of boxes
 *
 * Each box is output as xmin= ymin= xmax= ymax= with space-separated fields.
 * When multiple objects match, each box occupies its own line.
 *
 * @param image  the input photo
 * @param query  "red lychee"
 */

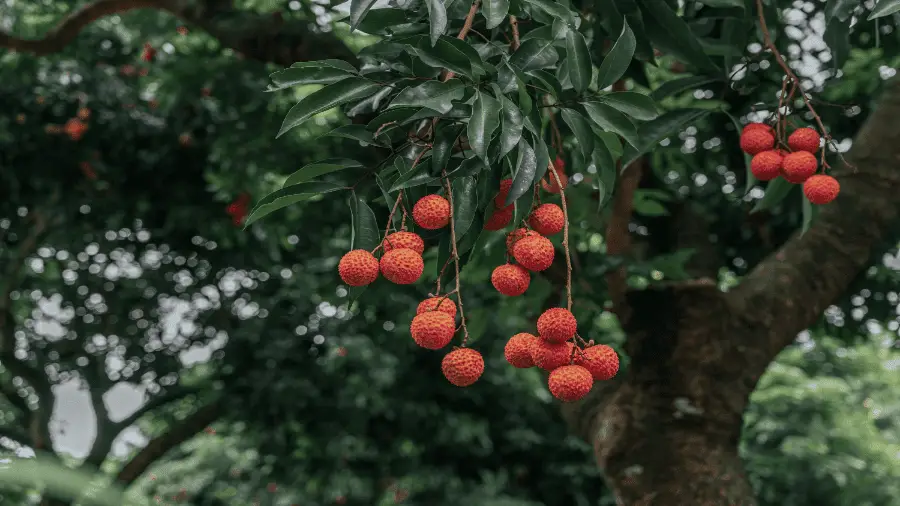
xmin=64 ymin=118 xmax=87 ymax=141
xmin=513 ymin=235 xmax=555 ymax=272
xmin=484 ymin=205 xmax=514 ymax=231
xmin=504 ymin=333 xmax=537 ymax=368
xmin=781 ymin=151 xmax=818 ymax=183
xmin=416 ymin=297 xmax=457 ymax=318
xmin=528 ymin=203 xmax=564 ymax=236
xmin=750 ymin=150 xmax=783 ymax=181
xmin=441 ymin=348 xmax=484 ymax=387
xmin=410 ymin=312 xmax=455 ymax=350
xmin=803 ymin=174 xmax=840 ymax=205
xmin=575 ymin=345 xmax=619 ymax=381
xmin=382 ymin=231 xmax=425 ymax=254
xmin=338 ymin=250 xmax=379 ymax=286
xmin=740 ymin=128 xmax=775 ymax=155
xmin=742 ymin=123 xmax=772 ymax=135
xmin=541 ymin=166 xmax=568 ymax=193
xmin=788 ymin=127 xmax=821 ymax=153
xmin=532 ymin=340 xmax=574 ymax=371
xmin=548 ymin=365 xmax=593 ymax=402
xmin=494 ymin=179 xmax=514 ymax=207
xmin=412 ymin=195 xmax=451 ymax=230
xmin=380 ymin=248 xmax=424 ymax=285
xmin=537 ymin=308 xmax=577 ymax=343
xmin=506 ymin=228 xmax=539 ymax=255
xmin=491 ymin=264 xmax=531 ymax=296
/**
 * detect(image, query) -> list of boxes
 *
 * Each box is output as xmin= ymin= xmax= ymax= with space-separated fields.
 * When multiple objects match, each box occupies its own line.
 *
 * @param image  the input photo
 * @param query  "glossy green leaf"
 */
xmin=354 ymin=8 xmax=411 ymax=34
xmin=640 ymin=1 xmax=720 ymax=73
xmin=592 ymin=143 xmax=617 ymax=187
xmin=620 ymin=108 xmax=711 ymax=167
xmin=700 ymin=0 xmax=744 ymax=7
xmin=349 ymin=0 xmax=380 ymax=31
xmin=497 ymin=95 xmax=524 ymax=160
xmin=582 ymin=102 xmax=639 ymax=148
xmin=440 ymin=36 xmax=489 ymax=76
xmin=531 ymin=131 xmax=550 ymax=185
xmin=424 ymin=0 xmax=448 ymax=46
xmin=433 ymin=124 xmax=463 ymax=175
xmin=468 ymin=91 xmax=502 ymax=161
xmin=388 ymin=79 xmax=465 ymax=114
xmin=351 ymin=196 xmax=380 ymax=251
xmin=452 ymin=176 xmax=479 ymax=239
xmin=323 ymin=124 xmax=384 ymax=146
xmin=721 ymin=109 xmax=755 ymax=196
xmin=595 ymin=20 xmax=636 ymax=90
xmin=650 ymin=76 xmax=719 ymax=101
xmin=277 ymin=78 xmax=381 ymax=138
xmin=751 ymin=177 xmax=795 ymax=214
xmin=560 ymin=109 xmax=594 ymax=163
xmin=283 ymin=159 xmax=364 ymax=187
xmin=801 ymin=193 xmax=819 ymax=235
xmin=512 ymin=179 xmax=535 ymax=230
xmin=410 ymin=38 xmax=474 ymax=78
xmin=824 ymin=18 xmax=851 ymax=70
xmin=522 ymin=0 xmax=576 ymax=23
xmin=527 ymin=70 xmax=563 ymax=98
xmin=509 ymin=38 xmax=559 ymax=72
xmin=825 ymin=0 xmax=858 ymax=21
xmin=390 ymin=171 xmax=439 ymax=192
xmin=595 ymin=92 xmax=659 ymax=121
xmin=483 ymin=0 xmax=510 ymax=29
xmin=243 ymin=182 xmax=345 ymax=228
xmin=506 ymin=140 xmax=537 ymax=206
xmin=869 ymin=0 xmax=900 ymax=19
xmin=267 ymin=60 xmax=357 ymax=91
xmin=565 ymin=30 xmax=593 ymax=93
xmin=375 ymin=175 xmax=402 ymax=230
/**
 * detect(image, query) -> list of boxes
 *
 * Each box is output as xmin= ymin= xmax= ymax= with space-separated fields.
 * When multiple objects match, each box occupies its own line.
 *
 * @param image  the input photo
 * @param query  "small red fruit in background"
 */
xmin=750 ymin=150 xmax=783 ymax=181
xmin=541 ymin=165 xmax=568 ymax=193
xmin=77 ymin=108 xmax=91 ymax=120
xmin=494 ymin=178 xmax=514 ymax=207
xmin=177 ymin=26 xmax=189 ymax=35
xmin=338 ymin=250 xmax=379 ymax=286
xmin=575 ymin=345 xmax=619 ymax=381
xmin=504 ymin=333 xmax=537 ymax=368
xmin=537 ymin=308 xmax=577 ymax=343
xmin=532 ymin=340 xmax=573 ymax=371
xmin=379 ymin=248 xmax=424 ymax=285
xmin=513 ymin=235 xmax=555 ymax=271
xmin=382 ymin=231 xmax=425 ymax=254
xmin=412 ymin=195 xmax=451 ymax=230
xmin=803 ymin=174 xmax=840 ymax=205
xmin=548 ymin=365 xmax=593 ymax=402
xmin=410 ymin=312 xmax=455 ymax=349
xmin=141 ymin=43 xmax=156 ymax=62
xmin=788 ymin=127 xmax=821 ymax=153
xmin=226 ymin=192 xmax=251 ymax=226
xmin=740 ymin=128 xmax=775 ymax=155
xmin=781 ymin=151 xmax=818 ymax=183
xmin=441 ymin=348 xmax=484 ymax=386
xmin=506 ymin=228 xmax=539 ymax=254
xmin=484 ymin=205 xmax=513 ymax=231
xmin=64 ymin=118 xmax=87 ymax=141
xmin=416 ymin=297 xmax=457 ymax=318
xmin=491 ymin=264 xmax=530 ymax=296
xmin=528 ymin=203 xmax=564 ymax=236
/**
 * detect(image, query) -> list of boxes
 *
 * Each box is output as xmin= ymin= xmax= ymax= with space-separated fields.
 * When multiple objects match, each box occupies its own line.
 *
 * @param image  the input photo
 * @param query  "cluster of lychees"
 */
xmin=741 ymin=124 xmax=839 ymax=205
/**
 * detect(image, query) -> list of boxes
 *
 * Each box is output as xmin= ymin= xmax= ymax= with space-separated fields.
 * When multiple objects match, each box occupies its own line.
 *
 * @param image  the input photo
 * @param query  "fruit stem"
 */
xmin=509 ymin=15 xmax=520 ymax=51
xmin=380 ymin=191 xmax=405 ymax=246
xmin=442 ymin=170 xmax=470 ymax=345
xmin=547 ymin=162 xmax=573 ymax=312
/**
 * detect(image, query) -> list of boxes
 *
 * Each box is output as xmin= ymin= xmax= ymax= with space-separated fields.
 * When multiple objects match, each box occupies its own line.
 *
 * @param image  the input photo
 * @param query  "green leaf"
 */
xmin=527 ymin=70 xmax=563 ymax=98
xmin=506 ymin=140 xmax=537 ymax=206
xmin=512 ymin=179 xmax=535 ymax=229
xmin=633 ymin=193 xmax=669 ymax=216
xmin=751 ymin=178 xmax=795 ymax=214
xmin=496 ymin=95 xmax=524 ymax=160
xmin=388 ymin=79 xmax=465 ymax=114
xmin=468 ymin=91 xmax=502 ymax=161
xmin=595 ymin=92 xmax=659 ymax=121
xmin=565 ymin=30 xmax=593 ymax=93
xmin=439 ymin=36 xmax=489 ymax=76
xmin=801 ymin=193 xmax=819 ymax=235
xmin=620 ymin=108 xmax=711 ymax=167
xmin=532 ymin=131 xmax=550 ymax=184
xmin=869 ymin=0 xmax=900 ymax=19
xmin=277 ymin=78 xmax=381 ymax=138
xmin=390 ymin=171 xmax=439 ymax=192
xmin=595 ymin=19 xmax=636 ymax=90
xmin=243 ymin=182 xmax=345 ymax=227
xmin=433 ymin=124 xmax=463 ymax=175
xmin=700 ymin=0 xmax=744 ymax=7
xmin=650 ymin=76 xmax=719 ymax=101
xmin=483 ymin=0 xmax=510 ymax=29
xmin=825 ymin=0 xmax=858 ymax=22
xmin=267 ymin=60 xmax=357 ymax=91
xmin=560 ymin=109 xmax=594 ymax=164
xmin=509 ymin=38 xmax=559 ymax=72
xmin=640 ymin=1 xmax=720 ymax=73
xmin=452 ymin=176 xmax=479 ymax=239
xmin=592 ymin=144 xmax=617 ymax=195
xmin=375 ymin=175 xmax=402 ymax=230
xmin=349 ymin=0 xmax=380 ymax=31
xmin=721 ymin=109 xmax=755 ymax=196
xmin=351 ymin=196 xmax=380 ymax=251
xmin=283 ymin=159 xmax=363 ymax=187
xmin=409 ymin=38 xmax=474 ymax=78
xmin=445 ymin=156 xmax=486 ymax=179
xmin=824 ymin=18 xmax=850 ymax=70
xmin=323 ymin=124 xmax=384 ymax=146
xmin=522 ymin=0 xmax=576 ymax=23
xmin=582 ymin=102 xmax=639 ymax=148
xmin=425 ymin=0 xmax=448 ymax=46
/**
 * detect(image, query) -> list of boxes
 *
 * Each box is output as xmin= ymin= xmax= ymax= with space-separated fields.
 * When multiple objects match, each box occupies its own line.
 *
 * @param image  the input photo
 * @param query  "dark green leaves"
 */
xmin=620 ymin=108 xmax=711 ymax=167
xmin=424 ymin=0 xmax=448 ymax=46
xmin=582 ymin=102 xmax=639 ymax=148
xmin=278 ymin=78 xmax=381 ymax=138
xmin=468 ymin=91 xmax=502 ymax=161
xmin=506 ymin=140 xmax=537 ymax=206
xmin=452 ymin=176 xmax=479 ymax=239
xmin=560 ymin=109 xmax=594 ymax=163
xmin=869 ymin=0 xmax=900 ymax=20
xmin=596 ymin=92 xmax=659 ymax=121
xmin=565 ymin=30 xmax=593 ymax=93
xmin=497 ymin=96 xmax=524 ymax=159
xmin=349 ymin=0 xmax=380 ymax=31
xmin=243 ymin=182 xmax=345 ymax=227
xmin=801 ymin=194 xmax=818 ymax=234
xmin=751 ymin=177 xmax=794 ymax=213
xmin=389 ymin=79 xmax=465 ymax=113
xmin=509 ymin=38 xmax=559 ymax=71
xmin=640 ymin=0 xmax=719 ymax=73
xmin=522 ymin=0 xmax=576 ymax=24
xmin=595 ymin=20 xmax=636 ymax=89
xmin=267 ymin=60 xmax=357 ymax=91
xmin=433 ymin=124 xmax=463 ymax=174
xmin=482 ymin=0 xmax=510 ymax=29
xmin=283 ymin=159 xmax=363 ymax=187
xmin=651 ymin=76 xmax=719 ymax=101
xmin=349 ymin=195 xmax=380 ymax=251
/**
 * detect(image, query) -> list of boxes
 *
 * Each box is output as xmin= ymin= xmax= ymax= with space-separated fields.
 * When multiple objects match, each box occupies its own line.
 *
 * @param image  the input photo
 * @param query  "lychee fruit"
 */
xmin=382 ymin=231 xmax=424 ymax=254
xmin=575 ymin=345 xmax=620 ymax=381
xmin=494 ymin=179 xmax=514 ymax=207
xmin=788 ymin=127 xmax=821 ymax=153
xmin=537 ymin=308 xmax=577 ymax=343
xmin=781 ymin=151 xmax=818 ymax=184
xmin=338 ymin=250 xmax=379 ymax=286
xmin=803 ymin=174 xmax=840 ymax=205
xmin=416 ymin=297 xmax=457 ymax=318
xmin=528 ymin=204 xmax=564 ymax=236
xmin=740 ymin=128 xmax=775 ymax=155
xmin=532 ymin=340 xmax=574 ymax=371
xmin=541 ymin=166 xmax=568 ymax=193
xmin=410 ymin=312 xmax=455 ymax=350
xmin=742 ymin=123 xmax=772 ymax=135
xmin=491 ymin=264 xmax=531 ymax=296
xmin=548 ymin=365 xmax=593 ymax=402
xmin=750 ymin=150 xmax=783 ymax=181
xmin=380 ymin=248 xmax=424 ymax=285
xmin=506 ymin=228 xmax=539 ymax=255
xmin=513 ymin=235 xmax=555 ymax=271
xmin=504 ymin=333 xmax=537 ymax=368
xmin=412 ymin=195 xmax=451 ymax=230
xmin=441 ymin=348 xmax=484 ymax=386
xmin=484 ymin=205 xmax=514 ymax=231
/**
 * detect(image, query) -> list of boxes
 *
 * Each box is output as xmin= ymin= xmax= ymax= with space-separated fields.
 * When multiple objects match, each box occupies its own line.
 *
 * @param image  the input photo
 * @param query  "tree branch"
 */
xmin=729 ymin=77 xmax=900 ymax=370
xmin=115 ymin=385 xmax=204 ymax=431
xmin=604 ymin=158 xmax=643 ymax=323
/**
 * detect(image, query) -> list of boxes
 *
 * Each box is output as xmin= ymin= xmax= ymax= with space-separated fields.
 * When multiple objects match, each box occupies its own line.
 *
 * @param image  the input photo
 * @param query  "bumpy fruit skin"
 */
xmin=548 ymin=365 xmax=593 ymax=402
xmin=528 ymin=204 xmax=565 ymax=236
xmin=380 ymin=248 xmax=424 ymax=285
xmin=537 ymin=308 xmax=577 ymax=343
xmin=740 ymin=128 xmax=775 ymax=155
xmin=491 ymin=264 xmax=531 ymax=296
xmin=742 ymin=123 xmax=772 ymax=135
xmin=750 ymin=150 xmax=783 ymax=181
xmin=541 ymin=166 xmax=568 ymax=193
xmin=803 ymin=174 xmax=840 ymax=204
xmin=382 ymin=231 xmax=425 ymax=254
xmin=338 ymin=250 xmax=379 ymax=286
xmin=506 ymin=228 xmax=539 ymax=254
xmin=484 ymin=205 xmax=514 ymax=231
xmin=504 ymin=333 xmax=537 ymax=368
xmin=575 ymin=345 xmax=619 ymax=381
xmin=494 ymin=179 xmax=514 ymax=207
xmin=788 ymin=127 xmax=821 ymax=153
xmin=410 ymin=312 xmax=455 ymax=350
xmin=781 ymin=151 xmax=818 ymax=183
xmin=441 ymin=348 xmax=484 ymax=387
xmin=416 ymin=297 xmax=457 ymax=318
xmin=532 ymin=340 xmax=573 ymax=371
xmin=513 ymin=235 xmax=555 ymax=272
xmin=412 ymin=195 xmax=451 ymax=230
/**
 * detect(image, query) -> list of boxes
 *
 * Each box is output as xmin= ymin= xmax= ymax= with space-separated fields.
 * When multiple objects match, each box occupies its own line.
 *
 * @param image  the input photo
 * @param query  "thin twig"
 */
xmin=509 ymin=15 xmax=520 ymax=51
xmin=547 ymin=163 xmax=572 ymax=311
xmin=442 ymin=170 xmax=470 ymax=345
xmin=442 ymin=0 xmax=481 ymax=82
